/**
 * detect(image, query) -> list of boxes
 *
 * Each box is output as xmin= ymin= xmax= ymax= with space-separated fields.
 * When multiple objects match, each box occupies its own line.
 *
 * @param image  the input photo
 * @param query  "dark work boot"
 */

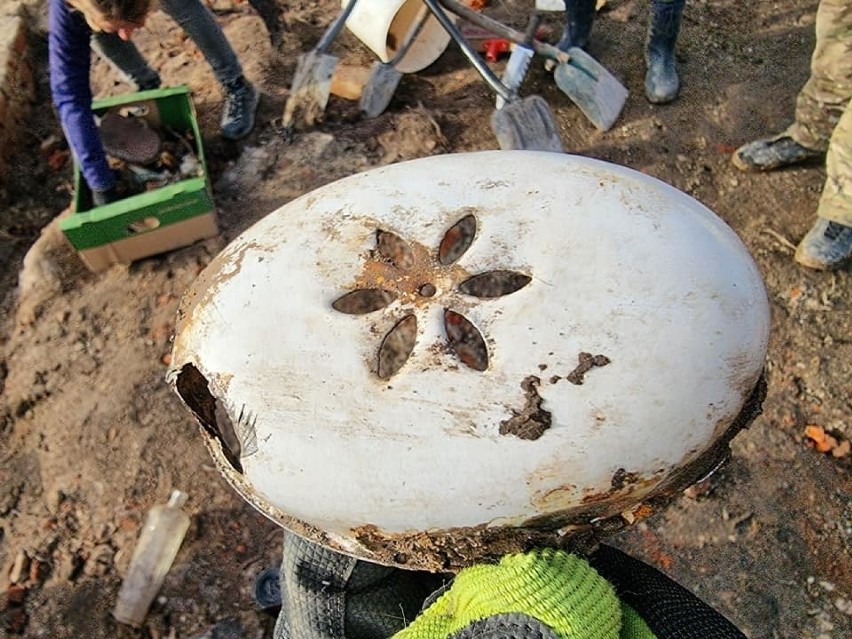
xmin=731 ymin=135 xmax=824 ymax=171
xmin=558 ymin=0 xmax=597 ymax=51
xmin=645 ymin=0 xmax=685 ymax=104
xmin=795 ymin=218 xmax=852 ymax=270
xmin=221 ymin=76 xmax=260 ymax=140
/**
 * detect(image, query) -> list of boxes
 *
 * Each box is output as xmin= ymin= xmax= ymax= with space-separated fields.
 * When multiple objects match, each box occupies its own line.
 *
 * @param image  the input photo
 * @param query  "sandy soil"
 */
xmin=1 ymin=0 xmax=849 ymax=637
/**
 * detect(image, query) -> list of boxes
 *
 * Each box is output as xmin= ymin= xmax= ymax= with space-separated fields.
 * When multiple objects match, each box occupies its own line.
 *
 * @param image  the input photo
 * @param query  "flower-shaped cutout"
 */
xmin=332 ymin=214 xmax=531 ymax=379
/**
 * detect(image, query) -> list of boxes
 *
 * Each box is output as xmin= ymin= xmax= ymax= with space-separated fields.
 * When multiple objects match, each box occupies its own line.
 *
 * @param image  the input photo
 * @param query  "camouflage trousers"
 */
xmin=786 ymin=0 xmax=852 ymax=225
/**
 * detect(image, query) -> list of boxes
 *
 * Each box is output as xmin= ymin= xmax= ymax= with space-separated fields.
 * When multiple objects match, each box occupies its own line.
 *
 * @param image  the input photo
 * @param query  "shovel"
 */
xmin=438 ymin=0 xmax=628 ymax=131
xmin=359 ymin=5 xmax=432 ymax=118
xmin=495 ymin=13 xmax=542 ymax=110
xmin=282 ymin=0 xmax=359 ymax=134
xmin=423 ymin=0 xmax=564 ymax=152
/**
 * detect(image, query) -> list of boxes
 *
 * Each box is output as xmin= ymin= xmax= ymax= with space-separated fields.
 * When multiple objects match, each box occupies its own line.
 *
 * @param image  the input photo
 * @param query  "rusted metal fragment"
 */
xmin=352 ymin=522 xmax=587 ymax=573
xmin=378 ymin=314 xmax=417 ymax=379
xmin=500 ymin=376 xmax=552 ymax=440
xmin=438 ymin=213 xmax=477 ymax=265
xmin=565 ymin=352 xmax=611 ymax=385
xmin=580 ymin=473 xmax=658 ymax=505
xmin=444 ymin=310 xmax=488 ymax=371
xmin=458 ymin=270 xmax=532 ymax=298
xmin=332 ymin=288 xmax=396 ymax=314
xmin=610 ymin=468 xmax=640 ymax=490
xmin=357 ymin=231 xmax=468 ymax=305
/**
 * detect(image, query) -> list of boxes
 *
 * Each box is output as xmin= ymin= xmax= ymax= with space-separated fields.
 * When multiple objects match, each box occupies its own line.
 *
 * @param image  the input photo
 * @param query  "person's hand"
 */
xmin=92 ymin=186 xmax=120 ymax=207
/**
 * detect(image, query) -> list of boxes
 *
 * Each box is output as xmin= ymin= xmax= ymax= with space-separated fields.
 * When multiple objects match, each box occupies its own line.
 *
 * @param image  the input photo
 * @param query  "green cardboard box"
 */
xmin=60 ymin=86 xmax=219 ymax=272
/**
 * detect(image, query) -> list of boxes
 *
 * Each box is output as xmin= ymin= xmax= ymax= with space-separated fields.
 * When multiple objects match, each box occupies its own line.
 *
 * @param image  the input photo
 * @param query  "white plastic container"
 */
xmin=343 ymin=0 xmax=455 ymax=73
xmin=113 ymin=490 xmax=191 ymax=627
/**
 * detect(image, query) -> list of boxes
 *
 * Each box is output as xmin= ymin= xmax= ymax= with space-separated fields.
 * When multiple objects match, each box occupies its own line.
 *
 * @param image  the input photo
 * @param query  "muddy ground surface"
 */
xmin=1 ymin=0 xmax=850 ymax=637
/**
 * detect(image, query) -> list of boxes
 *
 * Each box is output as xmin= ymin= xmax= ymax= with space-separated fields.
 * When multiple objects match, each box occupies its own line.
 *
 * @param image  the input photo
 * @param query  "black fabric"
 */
xmin=344 ymin=559 xmax=446 ymax=639
xmin=273 ymin=531 xmax=446 ymax=639
xmin=589 ymin=545 xmax=747 ymax=639
xmin=274 ymin=531 xmax=357 ymax=639
xmin=449 ymin=613 xmax=561 ymax=639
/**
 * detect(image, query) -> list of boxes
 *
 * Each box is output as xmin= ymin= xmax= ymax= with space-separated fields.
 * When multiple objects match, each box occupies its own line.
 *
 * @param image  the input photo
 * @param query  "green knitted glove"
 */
xmin=392 ymin=549 xmax=636 ymax=639
xmin=621 ymin=604 xmax=657 ymax=639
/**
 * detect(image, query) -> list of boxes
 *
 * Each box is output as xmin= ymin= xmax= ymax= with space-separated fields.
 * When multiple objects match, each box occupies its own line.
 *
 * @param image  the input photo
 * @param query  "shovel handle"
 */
xmin=437 ymin=0 xmax=571 ymax=65
xmin=422 ymin=0 xmax=513 ymax=103
xmin=316 ymin=0 xmax=359 ymax=53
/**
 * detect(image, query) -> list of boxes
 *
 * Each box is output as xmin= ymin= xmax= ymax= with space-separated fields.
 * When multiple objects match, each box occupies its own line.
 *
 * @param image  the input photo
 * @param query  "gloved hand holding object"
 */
xmin=264 ymin=532 xmax=746 ymax=639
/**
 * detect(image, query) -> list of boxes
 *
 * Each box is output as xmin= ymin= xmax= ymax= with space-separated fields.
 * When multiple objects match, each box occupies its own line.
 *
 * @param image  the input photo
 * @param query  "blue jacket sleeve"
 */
xmin=48 ymin=0 xmax=115 ymax=192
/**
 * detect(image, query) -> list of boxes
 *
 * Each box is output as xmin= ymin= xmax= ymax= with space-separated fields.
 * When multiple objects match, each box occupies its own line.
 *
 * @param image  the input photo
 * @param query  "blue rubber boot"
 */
xmin=558 ymin=0 xmax=597 ymax=51
xmin=645 ymin=0 xmax=685 ymax=104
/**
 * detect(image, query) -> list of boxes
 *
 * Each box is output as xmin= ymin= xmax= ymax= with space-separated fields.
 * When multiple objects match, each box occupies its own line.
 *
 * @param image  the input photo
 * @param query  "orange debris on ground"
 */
xmin=804 ymin=424 xmax=851 ymax=458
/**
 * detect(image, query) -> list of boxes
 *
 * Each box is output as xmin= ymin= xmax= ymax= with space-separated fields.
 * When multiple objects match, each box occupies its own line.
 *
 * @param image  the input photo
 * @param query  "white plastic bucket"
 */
xmin=343 ymin=0 xmax=455 ymax=74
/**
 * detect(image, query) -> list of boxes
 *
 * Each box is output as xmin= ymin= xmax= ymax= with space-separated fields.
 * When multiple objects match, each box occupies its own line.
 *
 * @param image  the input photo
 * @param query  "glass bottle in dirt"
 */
xmin=112 ymin=490 xmax=191 ymax=627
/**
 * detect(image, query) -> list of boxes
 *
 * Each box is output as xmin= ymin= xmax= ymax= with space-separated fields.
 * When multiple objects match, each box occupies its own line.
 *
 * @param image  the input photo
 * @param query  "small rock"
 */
xmin=831 ymin=439 xmax=850 ymax=458
xmin=2 ymin=607 xmax=28 ymax=634
xmin=83 ymin=545 xmax=114 ymax=578
xmin=835 ymin=597 xmax=852 ymax=616
xmin=818 ymin=580 xmax=836 ymax=592
xmin=9 ymin=552 xmax=30 ymax=585
xmin=5 ymin=584 xmax=27 ymax=605
xmin=39 ymin=134 xmax=63 ymax=155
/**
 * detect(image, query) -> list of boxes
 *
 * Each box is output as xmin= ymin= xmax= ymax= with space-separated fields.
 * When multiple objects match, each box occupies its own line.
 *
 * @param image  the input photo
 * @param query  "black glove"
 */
xmin=91 ymin=186 xmax=120 ymax=207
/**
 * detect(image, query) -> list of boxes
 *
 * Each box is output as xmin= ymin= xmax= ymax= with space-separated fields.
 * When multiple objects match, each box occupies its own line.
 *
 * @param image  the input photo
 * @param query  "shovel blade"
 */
xmin=496 ymin=45 xmax=534 ymax=110
xmin=553 ymin=47 xmax=628 ymax=131
xmin=283 ymin=50 xmax=338 ymax=129
xmin=491 ymin=95 xmax=564 ymax=153
xmin=360 ymin=62 xmax=404 ymax=118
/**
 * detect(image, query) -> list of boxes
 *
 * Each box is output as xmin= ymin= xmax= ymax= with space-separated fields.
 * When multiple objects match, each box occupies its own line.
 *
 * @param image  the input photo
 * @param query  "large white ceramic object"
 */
xmin=168 ymin=151 xmax=769 ymax=570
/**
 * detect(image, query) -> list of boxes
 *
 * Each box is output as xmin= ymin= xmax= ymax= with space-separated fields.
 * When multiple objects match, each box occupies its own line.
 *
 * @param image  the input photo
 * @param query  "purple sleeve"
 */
xmin=48 ymin=0 xmax=115 ymax=192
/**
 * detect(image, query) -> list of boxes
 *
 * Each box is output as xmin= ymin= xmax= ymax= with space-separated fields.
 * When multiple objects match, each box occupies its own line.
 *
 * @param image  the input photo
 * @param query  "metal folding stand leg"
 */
xmin=438 ymin=0 xmax=628 ymax=131
xmin=422 ymin=0 xmax=564 ymax=152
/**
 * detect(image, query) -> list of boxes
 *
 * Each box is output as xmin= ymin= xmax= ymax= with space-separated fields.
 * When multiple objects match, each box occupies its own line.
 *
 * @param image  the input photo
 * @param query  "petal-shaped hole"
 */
xmin=444 ymin=310 xmax=488 ymax=371
xmin=438 ymin=214 xmax=477 ymax=265
xmin=378 ymin=314 xmax=417 ymax=379
xmin=458 ymin=270 xmax=531 ymax=298
xmin=376 ymin=230 xmax=414 ymax=269
xmin=332 ymin=289 xmax=396 ymax=314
